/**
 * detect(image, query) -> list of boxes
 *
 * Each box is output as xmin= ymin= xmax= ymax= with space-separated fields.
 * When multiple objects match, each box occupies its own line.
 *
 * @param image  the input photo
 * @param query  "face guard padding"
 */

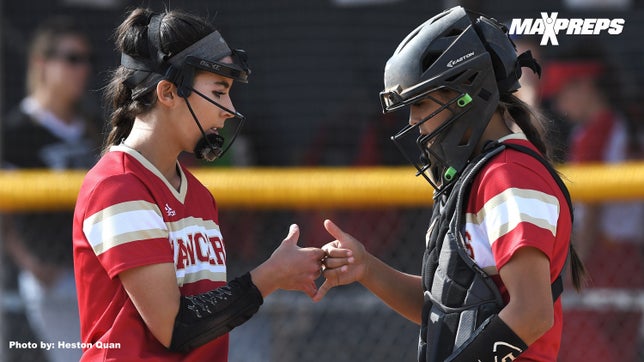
xmin=120 ymin=13 xmax=251 ymax=162
xmin=380 ymin=6 xmax=540 ymax=193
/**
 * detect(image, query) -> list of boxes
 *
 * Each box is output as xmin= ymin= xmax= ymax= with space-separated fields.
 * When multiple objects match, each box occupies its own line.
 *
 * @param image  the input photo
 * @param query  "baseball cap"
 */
xmin=540 ymin=60 xmax=604 ymax=98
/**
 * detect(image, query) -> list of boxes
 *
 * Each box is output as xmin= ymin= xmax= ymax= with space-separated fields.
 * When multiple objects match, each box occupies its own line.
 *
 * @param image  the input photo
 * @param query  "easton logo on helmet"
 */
xmin=199 ymin=59 xmax=222 ymax=71
xmin=446 ymin=52 xmax=474 ymax=68
xmin=509 ymin=12 xmax=625 ymax=46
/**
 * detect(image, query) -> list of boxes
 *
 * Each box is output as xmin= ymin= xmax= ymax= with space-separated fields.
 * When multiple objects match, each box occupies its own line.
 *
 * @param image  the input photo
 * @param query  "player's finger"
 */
xmin=303 ymin=281 xmax=317 ymax=298
xmin=323 ymin=219 xmax=346 ymax=241
xmin=304 ymin=247 xmax=326 ymax=260
xmin=323 ymin=256 xmax=354 ymax=269
xmin=281 ymin=224 xmax=300 ymax=246
xmin=322 ymin=266 xmax=347 ymax=284
xmin=312 ymin=280 xmax=333 ymax=302
xmin=321 ymin=244 xmax=352 ymax=258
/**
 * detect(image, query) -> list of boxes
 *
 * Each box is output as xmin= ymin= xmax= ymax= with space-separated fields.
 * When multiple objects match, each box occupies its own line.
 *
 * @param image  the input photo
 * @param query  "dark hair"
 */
xmin=102 ymin=8 xmax=214 ymax=154
xmin=498 ymin=93 xmax=588 ymax=291
xmin=27 ymin=16 xmax=89 ymax=94
xmin=498 ymin=93 xmax=551 ymax=160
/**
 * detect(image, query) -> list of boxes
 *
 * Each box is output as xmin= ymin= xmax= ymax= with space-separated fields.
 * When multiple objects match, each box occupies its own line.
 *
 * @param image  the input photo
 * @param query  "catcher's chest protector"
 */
xmin=418 ymin=144 xmax=508 ymax=362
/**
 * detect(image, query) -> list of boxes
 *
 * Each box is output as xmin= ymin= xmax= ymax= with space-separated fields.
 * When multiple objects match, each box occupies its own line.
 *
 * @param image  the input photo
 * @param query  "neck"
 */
xmin=474 ymin=111 xmax=513 ymax=154
xmin=124 ymin=119 xmax=183 ymax=190
xmin=33 ymin=89 xmax=76 ymax=123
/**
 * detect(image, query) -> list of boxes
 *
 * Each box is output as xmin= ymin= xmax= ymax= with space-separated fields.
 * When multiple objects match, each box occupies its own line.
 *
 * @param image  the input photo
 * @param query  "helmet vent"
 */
xmin=459 ymin=126 xmax=473 ymax=146
xmin=398 ymin=27 xmax=422 ymax=52
xmin=430 ymin=12 xmax=450 ymax=24
xmin=443 ymin=28 xmax=463 ymax=38
xmin=464 ymin=73 xmax=477 ymax=85
xmin=478 ymin=88 xmax=492 ymax=101
xmin=444 ymin=70 xmax=466 ymax=83
xmin=421 ymin=52 xmax=441 ymax=73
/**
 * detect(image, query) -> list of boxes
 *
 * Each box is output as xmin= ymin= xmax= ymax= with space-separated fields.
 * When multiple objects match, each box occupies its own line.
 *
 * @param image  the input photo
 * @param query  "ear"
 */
xmin=156 ymin=80 xmax=178 ymax=107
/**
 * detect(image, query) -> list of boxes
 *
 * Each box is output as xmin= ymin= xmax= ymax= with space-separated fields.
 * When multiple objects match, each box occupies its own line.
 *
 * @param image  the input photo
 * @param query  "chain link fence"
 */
xmin=4 ymin=205 xmax=642 ymax=361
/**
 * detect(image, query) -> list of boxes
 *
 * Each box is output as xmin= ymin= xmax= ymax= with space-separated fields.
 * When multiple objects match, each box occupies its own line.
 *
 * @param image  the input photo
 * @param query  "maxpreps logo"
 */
xmin=509 ymin=12 xmax=625 ymax=46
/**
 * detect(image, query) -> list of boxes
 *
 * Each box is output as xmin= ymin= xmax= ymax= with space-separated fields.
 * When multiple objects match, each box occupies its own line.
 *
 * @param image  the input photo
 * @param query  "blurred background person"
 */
xmin=1 ymin=16 xmax=100 ymax=362
xmin=542 ymin=44 xmax=643 ymax=281
xmin=541 ymin=42 xmax=644 ymax=362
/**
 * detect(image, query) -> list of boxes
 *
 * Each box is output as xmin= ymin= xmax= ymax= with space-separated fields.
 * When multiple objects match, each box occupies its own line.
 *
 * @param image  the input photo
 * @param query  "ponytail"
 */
xmin=102 ymin=69 xmax=134 ymax=154
xmin=498 ymin=93 xmax=551 ymax=161
xmin=102 ymin=8 xmax=157 ymax=154
xmin=102 ymin=67 xmax=156 ymax=155
xmin=568 ymin=246 xmax=588 ymax=291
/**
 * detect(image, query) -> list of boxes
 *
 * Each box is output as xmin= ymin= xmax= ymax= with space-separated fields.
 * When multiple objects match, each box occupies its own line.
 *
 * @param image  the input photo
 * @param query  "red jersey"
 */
xmin=73 ymin=145 xmax=229 ymax=361
xmin=463 ymin=134 xmax=572 ymax=361
xmin=569 ymin=110 xmax=616 ymax=163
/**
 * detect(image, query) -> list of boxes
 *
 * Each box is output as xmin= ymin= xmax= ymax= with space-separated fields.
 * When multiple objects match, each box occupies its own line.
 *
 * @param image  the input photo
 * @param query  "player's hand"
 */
xmin=313 ymin=219 xmax=369 ymax=302
xmin=257 ymin=224 xmax=326 ymax=299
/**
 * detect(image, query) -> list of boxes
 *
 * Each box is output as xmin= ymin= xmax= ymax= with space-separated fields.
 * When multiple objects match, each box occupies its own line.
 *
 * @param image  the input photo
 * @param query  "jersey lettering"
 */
xmin=173 ymin=232 xmax=226 ymax=270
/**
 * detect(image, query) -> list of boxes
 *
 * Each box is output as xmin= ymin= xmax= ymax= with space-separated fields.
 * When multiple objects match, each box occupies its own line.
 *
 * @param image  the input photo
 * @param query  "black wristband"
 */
xmin=445 ymin=314 xmax=528 ymax=362
xmin=169 ymin=272 xmax=264 ymax=353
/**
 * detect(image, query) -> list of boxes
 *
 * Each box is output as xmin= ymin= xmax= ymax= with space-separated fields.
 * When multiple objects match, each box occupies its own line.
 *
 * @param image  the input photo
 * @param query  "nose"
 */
xmin=222 ymin=107 xmax=235 ymax=120
xmin=220 ymin=96 xmax=237 ymax=119
xmin=408 ymin=109 xmax=421 ymax=127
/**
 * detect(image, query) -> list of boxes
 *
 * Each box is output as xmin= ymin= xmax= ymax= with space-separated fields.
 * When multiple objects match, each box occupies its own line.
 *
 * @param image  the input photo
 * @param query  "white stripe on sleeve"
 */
xmin=83 ymin=200 xmax=167 ymax=255
xmin=466 ymin=187 xmax=560 ymax=247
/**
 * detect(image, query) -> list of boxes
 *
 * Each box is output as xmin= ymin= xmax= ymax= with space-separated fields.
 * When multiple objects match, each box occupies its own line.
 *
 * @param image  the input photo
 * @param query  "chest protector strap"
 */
xmin=418 ymin=141 xmax=573 ymax=362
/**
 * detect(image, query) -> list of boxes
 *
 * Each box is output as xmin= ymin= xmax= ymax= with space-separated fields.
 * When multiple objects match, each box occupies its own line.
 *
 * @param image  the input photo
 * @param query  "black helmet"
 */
xmin=380 ymin=6 xmax=540 ymax=192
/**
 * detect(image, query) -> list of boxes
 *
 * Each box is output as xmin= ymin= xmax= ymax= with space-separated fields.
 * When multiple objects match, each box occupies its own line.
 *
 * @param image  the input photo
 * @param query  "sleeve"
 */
xmin=81 ymin=174 xmax=174 ymax=278
xmin=473 ymin=160 xmax=561 ymax=270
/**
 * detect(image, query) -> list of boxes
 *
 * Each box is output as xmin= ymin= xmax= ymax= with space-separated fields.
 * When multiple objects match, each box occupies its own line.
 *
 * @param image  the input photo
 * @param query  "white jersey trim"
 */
xmin=110 ymin=145 xmax=188 ymax=203
xmin=83 ymin=200 xmax=168 ymax=255
xmin=466 ymin=187 xmax=560 ymax=247
xmin=497 ymin=132 xmax=528 ymax=142
xmin=175 ymin=266 xmax=227 ymax=286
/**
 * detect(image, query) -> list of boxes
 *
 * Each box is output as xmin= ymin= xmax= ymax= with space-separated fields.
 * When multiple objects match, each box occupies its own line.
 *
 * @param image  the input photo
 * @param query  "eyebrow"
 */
xmin=214 ymin=80 xmax=231 ymax=89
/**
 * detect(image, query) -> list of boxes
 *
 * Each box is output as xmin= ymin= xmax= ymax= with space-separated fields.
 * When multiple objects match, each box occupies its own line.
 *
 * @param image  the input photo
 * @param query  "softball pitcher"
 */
xmin=72 ymin=8 xmax=324 ymax=361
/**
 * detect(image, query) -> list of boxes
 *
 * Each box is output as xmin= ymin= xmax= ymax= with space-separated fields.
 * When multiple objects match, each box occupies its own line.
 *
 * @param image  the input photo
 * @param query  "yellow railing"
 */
xmin=1 ymin=162 xmax=643 ymax=211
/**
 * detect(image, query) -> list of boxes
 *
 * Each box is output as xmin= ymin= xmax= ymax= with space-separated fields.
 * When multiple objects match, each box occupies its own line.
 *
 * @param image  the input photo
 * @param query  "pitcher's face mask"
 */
xmin=120 ymin=13 xmax=251 ymax=161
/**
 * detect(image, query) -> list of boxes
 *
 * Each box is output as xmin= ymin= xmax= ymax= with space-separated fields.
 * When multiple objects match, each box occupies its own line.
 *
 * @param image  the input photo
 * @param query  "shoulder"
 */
xmin=479 ymin=140 xmax=558 ymax=191
xmin=3 ymin=102 xmax=47 ymax=134
xmin=2 ymin=109 xmax=53 ymax=168
xmin=3 ymin=106 xmax=50 ymax=139
xmin=468 ymin=139 xmax=565 ymax=214
xmin=78 ymin=152 xmax=158 ymax=216
xmin=4 ymin=106 xmax=31 ymax=128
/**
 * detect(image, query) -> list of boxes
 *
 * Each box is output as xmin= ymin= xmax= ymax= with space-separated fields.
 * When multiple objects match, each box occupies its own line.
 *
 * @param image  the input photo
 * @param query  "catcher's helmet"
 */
xmin=380 ymin=6 xmax=539 ymax=192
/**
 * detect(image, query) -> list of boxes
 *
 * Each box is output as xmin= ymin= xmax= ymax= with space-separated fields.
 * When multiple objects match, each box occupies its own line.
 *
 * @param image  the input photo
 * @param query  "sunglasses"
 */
xmin=47 ymin=51 xmax=94 ymax=66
